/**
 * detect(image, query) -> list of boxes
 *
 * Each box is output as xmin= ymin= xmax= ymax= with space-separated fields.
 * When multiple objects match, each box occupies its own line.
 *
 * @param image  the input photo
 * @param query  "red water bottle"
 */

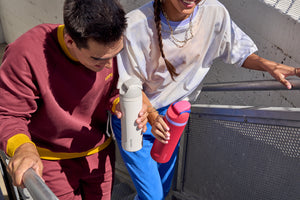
xmin=150 ymin=100 xmax=191 ymax=163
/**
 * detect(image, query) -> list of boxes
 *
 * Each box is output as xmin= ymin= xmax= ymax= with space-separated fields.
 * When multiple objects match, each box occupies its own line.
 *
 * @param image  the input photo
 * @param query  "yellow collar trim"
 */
xmin=57 ymin=25 xmax=79 ymax=62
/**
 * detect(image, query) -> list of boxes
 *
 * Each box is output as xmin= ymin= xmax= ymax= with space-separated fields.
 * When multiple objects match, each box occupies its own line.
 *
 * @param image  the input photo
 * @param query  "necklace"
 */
xmin=162 ymin=8 xmax=194 ymax=48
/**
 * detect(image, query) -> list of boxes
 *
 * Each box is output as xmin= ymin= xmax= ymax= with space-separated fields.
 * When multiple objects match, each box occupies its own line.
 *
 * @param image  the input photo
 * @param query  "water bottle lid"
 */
xmin=165 ymin=101 xmax=191 ymax=125
xmin=172 ymin=101 xmax=191 ymax=115
xmin=120 ymin=78 xmax=142 ymax=98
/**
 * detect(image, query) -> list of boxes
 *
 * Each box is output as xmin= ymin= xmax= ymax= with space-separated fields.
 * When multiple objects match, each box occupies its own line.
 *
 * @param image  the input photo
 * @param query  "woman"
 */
xmin=112 ymin=0 xmax=300 ymax=199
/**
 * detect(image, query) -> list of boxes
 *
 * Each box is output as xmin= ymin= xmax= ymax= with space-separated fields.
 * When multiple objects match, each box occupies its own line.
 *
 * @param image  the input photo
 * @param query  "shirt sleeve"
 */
xmin=116 ymin=36 xmax=146 ymax=90
xmin=219 ymin=18 xmax=258 ymax=67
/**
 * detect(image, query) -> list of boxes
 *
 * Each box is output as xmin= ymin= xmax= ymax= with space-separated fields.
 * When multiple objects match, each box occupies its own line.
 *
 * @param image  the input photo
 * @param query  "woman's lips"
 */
xmin=181 ymin=0 xmax=196 ymax=8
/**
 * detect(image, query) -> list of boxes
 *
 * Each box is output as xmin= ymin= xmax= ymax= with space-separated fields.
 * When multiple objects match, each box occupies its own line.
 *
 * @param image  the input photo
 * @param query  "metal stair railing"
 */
xmin=172 ymin=79 xmax=300 ymax=200
xmin=202 ymin=79 xmax=300 ymax=91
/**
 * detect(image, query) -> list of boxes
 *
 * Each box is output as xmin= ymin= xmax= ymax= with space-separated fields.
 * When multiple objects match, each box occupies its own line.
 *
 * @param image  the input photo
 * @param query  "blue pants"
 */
xmin=111 ymin=106 xmax=180 ymax=200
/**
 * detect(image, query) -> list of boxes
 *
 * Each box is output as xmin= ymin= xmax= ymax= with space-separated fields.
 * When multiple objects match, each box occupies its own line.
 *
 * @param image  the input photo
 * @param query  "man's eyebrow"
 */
xmin=90 ymin=48 xmax=124 ymax=61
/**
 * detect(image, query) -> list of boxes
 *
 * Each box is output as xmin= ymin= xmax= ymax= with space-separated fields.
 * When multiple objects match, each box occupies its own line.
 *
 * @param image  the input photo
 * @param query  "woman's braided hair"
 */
xmin=153 ymin=0 xmax=178 ymax=80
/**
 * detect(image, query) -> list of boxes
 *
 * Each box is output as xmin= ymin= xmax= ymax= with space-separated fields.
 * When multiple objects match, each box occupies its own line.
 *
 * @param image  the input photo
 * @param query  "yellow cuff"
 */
xmin=6 ymin=134 xmax=36 ymax=157
xmin=111 ymin=97 xmax=120 ymax=113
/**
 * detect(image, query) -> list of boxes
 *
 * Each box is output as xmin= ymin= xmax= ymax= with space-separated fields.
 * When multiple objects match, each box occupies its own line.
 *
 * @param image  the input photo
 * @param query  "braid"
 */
xmin=153 ymin=0 xmax=178 ymax=80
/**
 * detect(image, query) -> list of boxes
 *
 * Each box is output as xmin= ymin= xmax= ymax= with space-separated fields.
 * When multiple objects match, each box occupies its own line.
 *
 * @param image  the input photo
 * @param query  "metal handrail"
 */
xmin=202 ymin=79 xmax=300 ymax=91
xmin=22 ymin=168 xmax=58 ymax=200
xmin=0 ymin=151 xmax=58 ymax=200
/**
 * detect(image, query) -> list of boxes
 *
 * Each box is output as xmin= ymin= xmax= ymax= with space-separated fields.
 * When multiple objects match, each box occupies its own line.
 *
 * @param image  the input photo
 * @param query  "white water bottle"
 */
xmin=119 ymin=78 xmax=143 ymax=152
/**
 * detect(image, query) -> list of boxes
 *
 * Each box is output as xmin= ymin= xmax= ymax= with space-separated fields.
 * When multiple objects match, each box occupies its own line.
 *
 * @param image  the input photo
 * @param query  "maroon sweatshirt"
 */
xmin=0 ymin=24 xmax=118 ymax=159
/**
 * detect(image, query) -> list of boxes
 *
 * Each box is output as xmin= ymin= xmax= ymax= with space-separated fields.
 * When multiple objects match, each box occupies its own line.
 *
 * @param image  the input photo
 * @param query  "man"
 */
xmin=0 ymin=0 xmax=147 ymax=199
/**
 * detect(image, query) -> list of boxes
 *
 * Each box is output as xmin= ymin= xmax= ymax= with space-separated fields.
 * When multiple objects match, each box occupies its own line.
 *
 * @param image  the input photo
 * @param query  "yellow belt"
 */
xmin=37 ymin=136 xmax=112 ymax=160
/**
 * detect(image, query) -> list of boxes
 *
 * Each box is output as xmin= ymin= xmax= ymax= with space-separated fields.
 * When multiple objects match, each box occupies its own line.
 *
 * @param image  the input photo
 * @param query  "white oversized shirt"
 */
xmin=117 ymin=0 xmax=258 ymax=109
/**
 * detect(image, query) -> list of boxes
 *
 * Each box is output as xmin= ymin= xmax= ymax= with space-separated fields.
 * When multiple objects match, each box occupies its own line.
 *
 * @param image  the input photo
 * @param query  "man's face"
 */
xmin=67 ymin=36 xmax=123 ymax=72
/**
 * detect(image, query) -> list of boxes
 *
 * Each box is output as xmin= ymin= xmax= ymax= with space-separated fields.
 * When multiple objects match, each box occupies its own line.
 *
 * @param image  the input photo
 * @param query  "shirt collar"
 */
xmin=57 ymin=25 xmax=79 ymax=62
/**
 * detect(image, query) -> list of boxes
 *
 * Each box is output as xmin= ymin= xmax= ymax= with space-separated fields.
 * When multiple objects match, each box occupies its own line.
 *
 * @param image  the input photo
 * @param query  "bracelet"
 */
xmin=295 ymin=68 xmax=299 ymax=76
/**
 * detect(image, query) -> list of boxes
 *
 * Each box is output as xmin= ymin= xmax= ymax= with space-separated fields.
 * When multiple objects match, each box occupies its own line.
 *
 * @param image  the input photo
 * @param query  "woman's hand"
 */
xmin=242 ymin=53 xmax=300 ymax=89
xmin=265 ymin=62 xmax=299 ymax=89
xmin=114 ymin=101 xmax=148 ymax=133
xmin=136 ymin=104 xmax=149 ymax=133
xmin=148 ymin=112 xmax=170 ymax=144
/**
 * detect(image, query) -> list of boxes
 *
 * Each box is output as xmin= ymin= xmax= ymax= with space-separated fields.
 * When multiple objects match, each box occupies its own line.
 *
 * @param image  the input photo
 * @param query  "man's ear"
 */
xmin=64 ymin=34 xmax=75 ymax=49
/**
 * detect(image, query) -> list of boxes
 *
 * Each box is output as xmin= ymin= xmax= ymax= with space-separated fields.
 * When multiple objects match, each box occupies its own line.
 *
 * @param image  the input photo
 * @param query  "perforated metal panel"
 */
xmin=181 ymin=107 xmax=300 ymax=200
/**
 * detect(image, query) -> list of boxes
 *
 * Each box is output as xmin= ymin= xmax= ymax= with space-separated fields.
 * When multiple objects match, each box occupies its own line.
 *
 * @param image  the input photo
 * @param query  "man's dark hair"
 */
xmin=63 ymin=0 xmax=127 ymax=48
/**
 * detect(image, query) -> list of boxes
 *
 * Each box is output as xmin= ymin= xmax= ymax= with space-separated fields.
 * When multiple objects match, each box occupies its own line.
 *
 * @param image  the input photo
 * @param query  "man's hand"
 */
xmin=114 ymin=101 xmax=148 ymax=133
xmin=114 ymin=103 xmax=122 ymax=119
xmin=7 ymin=143 xmax=43 ymax=186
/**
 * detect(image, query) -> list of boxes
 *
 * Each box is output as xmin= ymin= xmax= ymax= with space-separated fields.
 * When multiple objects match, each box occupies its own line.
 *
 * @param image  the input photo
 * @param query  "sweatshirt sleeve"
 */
xmin=0 ymin=44 xmax=38 ymax=156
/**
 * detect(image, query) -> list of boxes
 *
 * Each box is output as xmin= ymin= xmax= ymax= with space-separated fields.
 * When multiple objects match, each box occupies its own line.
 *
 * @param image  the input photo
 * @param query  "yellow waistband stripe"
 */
xmin=6 ymin=134 xmax=36 ymax=157
xmin=37 ymin=136 xmax=112 ymax=160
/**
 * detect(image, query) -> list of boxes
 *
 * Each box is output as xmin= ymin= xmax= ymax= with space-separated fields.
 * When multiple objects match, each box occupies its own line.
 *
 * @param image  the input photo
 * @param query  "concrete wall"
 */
xmin=0 ymin=0 xmax=64 ymax=44
xmin=0 ymin=19 xmax=4 ymax=43
xmin=0 ymin=0 xmax=299 ymax=107
xmin=0 ymin=0 xmax=150 ymax=44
